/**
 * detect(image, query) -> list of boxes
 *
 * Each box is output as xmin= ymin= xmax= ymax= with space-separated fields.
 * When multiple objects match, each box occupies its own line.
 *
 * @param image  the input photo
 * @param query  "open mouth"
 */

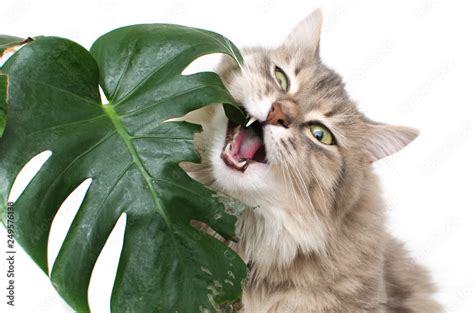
xmin=220 ymin=114 xmax=267 ymax=172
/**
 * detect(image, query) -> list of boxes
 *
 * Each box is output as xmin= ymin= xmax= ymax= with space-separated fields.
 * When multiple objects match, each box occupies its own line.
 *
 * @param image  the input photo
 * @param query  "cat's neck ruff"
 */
xmin=234 ymin=189 xmax=329 ymax=273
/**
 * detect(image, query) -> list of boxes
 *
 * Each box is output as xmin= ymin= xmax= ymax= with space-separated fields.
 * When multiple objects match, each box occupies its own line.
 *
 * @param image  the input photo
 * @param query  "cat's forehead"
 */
xmin=241 ymin=47 xmax=356 ymax=118
xmin=242 ymin=46 xmax=306 ymax=77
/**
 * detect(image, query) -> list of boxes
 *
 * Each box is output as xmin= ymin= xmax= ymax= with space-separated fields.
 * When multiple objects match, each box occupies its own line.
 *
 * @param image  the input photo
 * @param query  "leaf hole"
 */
xmin=88 ymin=213 xmax=126 ymax=312
xmin=47 ymin=178 xmax=92 ymax=274
xmin=8 ymin=150 xmax=52 ymax=203
xmin=181 ymin=53 xmax=222 ymax=76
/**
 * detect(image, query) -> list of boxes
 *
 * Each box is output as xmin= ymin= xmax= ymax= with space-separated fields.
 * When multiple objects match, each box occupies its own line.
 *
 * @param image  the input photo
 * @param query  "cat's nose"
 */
xmin=266 ymin=102 xmax=290 ymax=128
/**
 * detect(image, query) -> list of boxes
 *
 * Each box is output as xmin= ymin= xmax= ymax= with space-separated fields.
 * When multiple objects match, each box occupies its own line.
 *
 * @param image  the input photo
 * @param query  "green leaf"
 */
xmin=0 ymin=74 xmax=6 ymax=138
xmin=0 ymin=24 xmax=246 ymax=312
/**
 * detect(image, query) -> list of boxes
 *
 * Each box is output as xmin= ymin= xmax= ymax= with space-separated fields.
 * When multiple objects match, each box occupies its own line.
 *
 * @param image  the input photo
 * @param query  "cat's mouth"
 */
xmin=220 ymin=118 xmax=267 ymax=172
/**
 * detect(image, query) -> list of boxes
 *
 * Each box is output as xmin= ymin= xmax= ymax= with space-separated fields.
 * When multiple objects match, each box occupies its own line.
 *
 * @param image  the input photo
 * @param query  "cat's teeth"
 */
xmin=225 ymin=143 xmax=232 ymax=153
xmin=246 ymin=117 xmax=257 ymax=127
xmin=237 ymin=159 xmax=248 ymax=167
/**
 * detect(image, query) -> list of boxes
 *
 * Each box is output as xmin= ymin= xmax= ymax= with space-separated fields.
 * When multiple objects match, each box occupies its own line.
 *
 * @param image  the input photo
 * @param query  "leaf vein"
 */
xmin=19 ymin=78 xmax=102 ymax=109
xmin=109 ymin=41 xmax=136 ymax=102
xmin=131 ymin=135 xmax=193 ymax=141
xmin=26 ymin=114 xmax=107 ymax=137
xmin=112 ymin=44 xmax=208 ymax=108
xmin=120 ymin=85 xmax=212 ymax=118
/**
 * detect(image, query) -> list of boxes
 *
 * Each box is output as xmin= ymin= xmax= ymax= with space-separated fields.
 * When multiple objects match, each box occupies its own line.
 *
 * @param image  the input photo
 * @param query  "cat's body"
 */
xmin=183 ymin=9 xmax=441 ymax=312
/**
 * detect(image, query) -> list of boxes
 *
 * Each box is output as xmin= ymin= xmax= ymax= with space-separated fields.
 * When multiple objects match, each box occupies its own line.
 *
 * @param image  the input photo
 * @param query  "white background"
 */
xmin=1 ymin=0 xmax=473 ymax=312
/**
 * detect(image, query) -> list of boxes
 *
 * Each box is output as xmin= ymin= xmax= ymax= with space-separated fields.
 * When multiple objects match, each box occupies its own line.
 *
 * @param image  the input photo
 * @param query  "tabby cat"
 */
xmin=184 ymin=8 xmax=441 ymax=313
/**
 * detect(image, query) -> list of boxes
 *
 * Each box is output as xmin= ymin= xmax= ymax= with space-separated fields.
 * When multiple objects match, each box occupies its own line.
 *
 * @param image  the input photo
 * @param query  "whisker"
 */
xmin=276 ymin=142 xmax=303 ymax=211
xmin=280 ymin=139 xmax=327 ymax=217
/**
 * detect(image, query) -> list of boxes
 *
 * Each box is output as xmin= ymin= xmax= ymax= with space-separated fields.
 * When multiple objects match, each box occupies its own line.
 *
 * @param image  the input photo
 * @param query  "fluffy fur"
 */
xmin=183 ymin=9 xmax=441 ymax=312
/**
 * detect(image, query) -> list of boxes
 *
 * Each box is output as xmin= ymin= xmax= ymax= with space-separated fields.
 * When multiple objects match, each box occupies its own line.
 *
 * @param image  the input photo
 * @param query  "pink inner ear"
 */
xmin=366 ymin=124 xmax=420 ymax=162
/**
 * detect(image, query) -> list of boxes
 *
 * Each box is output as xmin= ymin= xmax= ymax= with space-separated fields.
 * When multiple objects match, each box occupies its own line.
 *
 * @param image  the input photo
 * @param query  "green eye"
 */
xmin=274 ymin=66 xmax=289 ymax=92
xmin=309 ymin=124 xmax=334 ymax=145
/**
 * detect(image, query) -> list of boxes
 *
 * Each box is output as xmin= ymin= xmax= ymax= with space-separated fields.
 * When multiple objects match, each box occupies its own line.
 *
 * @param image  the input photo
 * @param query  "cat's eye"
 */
xmin=309 ymin=124 xmax=334 ymax=145
xmin=274 ymin=66 xmax=289 ymax=92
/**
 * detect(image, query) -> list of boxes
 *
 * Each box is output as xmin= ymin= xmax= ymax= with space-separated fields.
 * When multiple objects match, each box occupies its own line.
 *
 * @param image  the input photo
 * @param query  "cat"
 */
xmin=182 ymin=8 xmax=441 ymax=313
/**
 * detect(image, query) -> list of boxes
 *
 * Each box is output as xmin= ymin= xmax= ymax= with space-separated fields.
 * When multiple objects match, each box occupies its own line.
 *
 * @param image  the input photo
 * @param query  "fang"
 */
xmin=246 ymin=117 xmax=257 ymax=127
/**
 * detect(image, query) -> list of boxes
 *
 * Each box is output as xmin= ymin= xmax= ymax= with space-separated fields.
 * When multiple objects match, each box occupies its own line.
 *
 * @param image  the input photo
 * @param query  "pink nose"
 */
xmin=266 ymin=102 xmax=289 ymax=127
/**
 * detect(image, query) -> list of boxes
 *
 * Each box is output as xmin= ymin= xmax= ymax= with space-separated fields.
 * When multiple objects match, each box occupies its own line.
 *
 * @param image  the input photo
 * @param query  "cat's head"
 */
xmin=197 ymin=9 xmax=418 ymax=212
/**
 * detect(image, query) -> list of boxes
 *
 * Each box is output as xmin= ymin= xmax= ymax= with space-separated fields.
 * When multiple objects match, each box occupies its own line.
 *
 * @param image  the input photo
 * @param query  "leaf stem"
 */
xmin=102 ymin=103 xmax=170 ymax=225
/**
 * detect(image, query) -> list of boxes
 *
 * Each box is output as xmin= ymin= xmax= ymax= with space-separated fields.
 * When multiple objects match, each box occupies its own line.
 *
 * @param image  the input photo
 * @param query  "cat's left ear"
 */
xmin=364 ymin=122 xmax=420 ymax=163
xmin=284 ymin=8 xmax=323 ymax=57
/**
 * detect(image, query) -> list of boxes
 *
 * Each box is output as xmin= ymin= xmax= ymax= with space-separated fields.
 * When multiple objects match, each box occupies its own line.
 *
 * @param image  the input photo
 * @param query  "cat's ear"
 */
xmin=284 ymin=8 xmax=323 ymax=56
xmin=364 ymin=122 xmax=420 ymax=163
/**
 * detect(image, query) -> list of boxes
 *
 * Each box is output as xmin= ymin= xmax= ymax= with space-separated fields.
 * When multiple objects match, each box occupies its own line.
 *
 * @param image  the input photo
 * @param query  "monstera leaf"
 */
xmin=0 ymin=25 xmax=247 ymax=312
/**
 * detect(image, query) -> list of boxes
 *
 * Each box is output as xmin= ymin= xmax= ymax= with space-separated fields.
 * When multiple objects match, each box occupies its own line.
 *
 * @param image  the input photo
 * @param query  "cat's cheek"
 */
xmin=262 ymin=126 xmax=288 ymax=164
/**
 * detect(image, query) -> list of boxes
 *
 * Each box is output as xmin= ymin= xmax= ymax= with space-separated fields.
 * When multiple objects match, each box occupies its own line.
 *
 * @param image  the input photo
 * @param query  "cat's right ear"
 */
xmin=364 ymin=122 xmax=420 ymax=163
xmin=283 ymin=8 xmax=323 ymax=57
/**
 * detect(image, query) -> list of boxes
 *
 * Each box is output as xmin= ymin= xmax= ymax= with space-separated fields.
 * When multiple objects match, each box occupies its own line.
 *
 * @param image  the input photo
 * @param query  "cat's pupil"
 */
xmin=313 ymin=129 xmax=324 ymax=140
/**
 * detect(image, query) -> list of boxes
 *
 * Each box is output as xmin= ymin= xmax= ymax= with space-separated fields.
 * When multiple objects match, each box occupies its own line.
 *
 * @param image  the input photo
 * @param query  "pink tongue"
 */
xmin=234 ymin=128 xmax=263 ymax=159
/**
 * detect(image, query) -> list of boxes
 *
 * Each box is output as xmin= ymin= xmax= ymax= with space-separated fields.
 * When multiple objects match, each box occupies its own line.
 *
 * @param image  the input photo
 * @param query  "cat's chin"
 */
xmin=211 ymin=154 xmax=277 ymax=205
